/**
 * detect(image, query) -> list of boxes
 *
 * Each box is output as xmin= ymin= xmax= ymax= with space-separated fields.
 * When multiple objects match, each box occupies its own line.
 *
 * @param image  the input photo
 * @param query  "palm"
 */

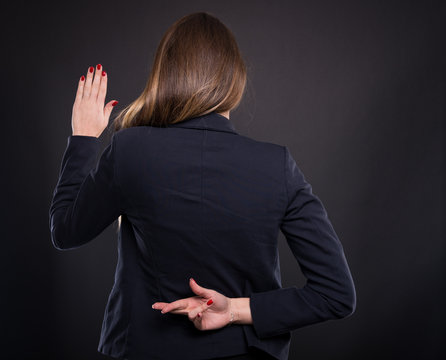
xmin=195 ymin=306 xmax=230 ymax=330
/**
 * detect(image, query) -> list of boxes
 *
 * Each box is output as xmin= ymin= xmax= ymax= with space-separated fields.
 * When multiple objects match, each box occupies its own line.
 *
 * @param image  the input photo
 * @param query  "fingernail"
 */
xmin=151 ymin=304 xmax=155 ymax=309
xmin=207 ymin=299 xmax=213 ymax=306
xmin=97 ymin=64 xmax=102 ymax=70
xmin=190 ymin=278 xmax=195 ymax=283
xmin=89 ymin=66 xmax=94 ymax=73
xmin=112 ymin=101 xmax=118 ymax=107
xmin=197 ymin=313 xmax=201 ymax=318
xmin=102 ymin=70 xmax=106 ymax=76
xmin=80 ymin=75 xmax=85 ymax=81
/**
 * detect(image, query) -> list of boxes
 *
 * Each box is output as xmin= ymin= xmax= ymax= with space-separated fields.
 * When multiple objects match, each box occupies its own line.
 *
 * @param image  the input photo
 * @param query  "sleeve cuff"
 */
xmin=68 ymin=134 xmax=100 ymax=142
xmin=66 ymin=135 xmax=100 ymax=153
xmin=250 ymin=288 xmax=296 ymax=339
xmin=59 ymin=135 xmax=101 ymax=177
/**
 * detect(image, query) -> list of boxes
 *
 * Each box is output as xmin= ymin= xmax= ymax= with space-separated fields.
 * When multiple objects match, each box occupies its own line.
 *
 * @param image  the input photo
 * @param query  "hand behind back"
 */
xmin=152 ymin=278 xmax=233 ymax=331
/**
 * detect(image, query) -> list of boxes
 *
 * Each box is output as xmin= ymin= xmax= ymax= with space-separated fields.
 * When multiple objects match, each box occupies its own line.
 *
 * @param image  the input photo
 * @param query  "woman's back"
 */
xmin=50 ymin=111 xmax=355 ymax=359
xmin=98 ymin=111 xmax=290 ymax=359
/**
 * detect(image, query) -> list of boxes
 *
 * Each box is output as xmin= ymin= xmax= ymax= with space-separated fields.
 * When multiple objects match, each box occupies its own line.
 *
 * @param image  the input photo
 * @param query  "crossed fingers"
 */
xmin=153 ymin=297 xmax=214 ymax=320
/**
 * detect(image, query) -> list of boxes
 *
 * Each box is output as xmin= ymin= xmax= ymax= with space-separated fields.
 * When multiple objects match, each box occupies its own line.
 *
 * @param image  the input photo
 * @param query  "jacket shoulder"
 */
xmin=234 ymin=134 xmax=286 ymax=159
xmin=112 ymin=127 xmax=286 ymax=151
xmin=112 ymin=126 xmax=150 ymax=141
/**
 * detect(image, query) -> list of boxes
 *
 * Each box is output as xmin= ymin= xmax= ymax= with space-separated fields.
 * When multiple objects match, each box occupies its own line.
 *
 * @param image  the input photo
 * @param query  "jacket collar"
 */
xmin=167 ymin=112 xmax=238 ymax=135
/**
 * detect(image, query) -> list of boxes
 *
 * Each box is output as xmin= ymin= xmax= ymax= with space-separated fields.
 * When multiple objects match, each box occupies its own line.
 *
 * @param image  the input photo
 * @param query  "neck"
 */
xmin=217 ymin=111 xmax=230 ymax=119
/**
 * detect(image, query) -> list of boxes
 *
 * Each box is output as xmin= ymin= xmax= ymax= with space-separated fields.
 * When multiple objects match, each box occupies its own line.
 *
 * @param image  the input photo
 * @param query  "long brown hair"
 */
xmin=113 ymin=12 xmax=247 ymax=130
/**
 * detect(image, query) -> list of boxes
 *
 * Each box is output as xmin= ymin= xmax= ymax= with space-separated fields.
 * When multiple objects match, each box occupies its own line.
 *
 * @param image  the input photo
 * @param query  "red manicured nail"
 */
xmin=102 ymin=70 xmax=106 ymax=76
xmin=207 ymin=299 xmax=213 ymax=306
xmin=80 ymin=75 xmax=85 ymax=81
xmin=89 ymin=66 xmax=94 ymax=73
xmin=112 ymin=101 xmax=118 ymax=106
xmin=197 ymin=313 xmax=201 ymax=318
xmin=97 ymin=64 xmax=102 ymax=70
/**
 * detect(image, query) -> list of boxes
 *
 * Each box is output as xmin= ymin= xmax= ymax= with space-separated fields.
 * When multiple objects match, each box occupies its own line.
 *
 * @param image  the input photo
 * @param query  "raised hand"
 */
xmin=152 ymin=278 xmax=234 ymax=331
xmin=71 ymin=64 xmax=118 ymax=138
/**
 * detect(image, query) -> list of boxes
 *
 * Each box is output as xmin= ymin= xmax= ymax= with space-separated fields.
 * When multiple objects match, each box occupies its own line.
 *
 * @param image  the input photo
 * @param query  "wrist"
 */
xmin=72 ymin=132 xmax=100 ymax=138
xmin=229 ymin=297 xmax=252 ymax=325
xmin=227 ymin=298 xmax=235 ymax=325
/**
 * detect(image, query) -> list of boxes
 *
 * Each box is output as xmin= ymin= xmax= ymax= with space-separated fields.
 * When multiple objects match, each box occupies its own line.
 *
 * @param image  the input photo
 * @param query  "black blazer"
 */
xmin=49 ymin=112 xmax=356 ymax=360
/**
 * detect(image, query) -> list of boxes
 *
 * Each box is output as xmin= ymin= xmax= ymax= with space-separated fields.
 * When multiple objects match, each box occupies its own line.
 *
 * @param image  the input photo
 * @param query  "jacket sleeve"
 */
xmin=249 ymin=146 xmax=356 ymax=339
xmin=49 ymin=135 xmax=124 ymax=250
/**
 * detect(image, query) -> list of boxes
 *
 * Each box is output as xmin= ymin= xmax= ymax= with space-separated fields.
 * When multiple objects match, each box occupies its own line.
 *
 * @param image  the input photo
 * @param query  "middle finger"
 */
xmin=189 ymin=301 xmax=211 ymax=319
xmin=90 ymin=63 xmax=102 ymax=100
xmin=161 ymin=299 xmax=189 ymax=314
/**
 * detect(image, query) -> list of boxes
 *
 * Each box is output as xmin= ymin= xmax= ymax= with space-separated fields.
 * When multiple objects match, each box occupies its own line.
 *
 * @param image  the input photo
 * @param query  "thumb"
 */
xmin=104 ymin=100 xmax=119 ymax=121
xmin=189 ymin=278 xmax=213 ymax=298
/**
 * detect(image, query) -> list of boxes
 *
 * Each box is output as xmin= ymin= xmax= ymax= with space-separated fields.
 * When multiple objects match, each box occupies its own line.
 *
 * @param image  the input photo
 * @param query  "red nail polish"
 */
xmin=102 ymin=70 xmax=106 ymax=76
xmin=89 ymin=66 xmax=94 ymax=73
xmin=112 ymin=101 xmax=118 ymax=107
xmin=197 ymin=313 xmax=201 ymax=318
xmin=97 ymin=64 xmax=102 ymax=70
xmin=80 ymin=75 xmax=85 ymax=81
xmin=207 ymin=299 xmax=213 ymax=306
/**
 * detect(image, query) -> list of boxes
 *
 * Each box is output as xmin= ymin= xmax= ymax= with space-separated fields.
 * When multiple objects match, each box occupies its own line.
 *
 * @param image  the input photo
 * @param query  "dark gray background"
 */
xmin=2 ymin=0 xmax=444 ymax=359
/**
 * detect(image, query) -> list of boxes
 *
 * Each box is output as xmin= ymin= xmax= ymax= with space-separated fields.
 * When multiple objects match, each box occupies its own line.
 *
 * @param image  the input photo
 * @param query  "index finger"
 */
xmin=97 ymin=69 xmax=107 ymax=104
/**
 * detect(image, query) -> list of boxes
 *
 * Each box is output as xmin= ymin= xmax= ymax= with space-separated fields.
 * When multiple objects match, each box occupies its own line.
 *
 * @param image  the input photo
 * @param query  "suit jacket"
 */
xmin=49 ymin=111 xmax=356 ymax=360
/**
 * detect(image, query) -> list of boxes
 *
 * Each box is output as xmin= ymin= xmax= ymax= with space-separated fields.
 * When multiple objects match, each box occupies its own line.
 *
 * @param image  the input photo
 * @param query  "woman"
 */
xmin=49 ymin=12 xmax=356 ymax=360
